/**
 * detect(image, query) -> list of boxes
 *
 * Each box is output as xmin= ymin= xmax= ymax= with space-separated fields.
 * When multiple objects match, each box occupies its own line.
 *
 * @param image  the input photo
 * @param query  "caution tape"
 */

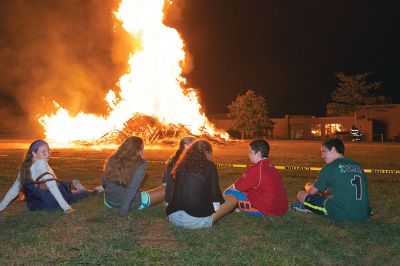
xmin=275 ymin=166 xmax=321 ymax=171
xmin=215 ymin=163 xmax=400 ymax=174
xmin=29 ymin=158 xmax=400 ymax=175
xmin=51 ymin=156 xmax=103 ymax=161
xmin=215 ymin=163 xmax=248 ymax=168
xmin=367 ymin=169 xmax=400 ymax=174
xmin=152 ymin=161 xmax=399 ymax=175
xmin=275 ymin=165 xmax=400 ymax=175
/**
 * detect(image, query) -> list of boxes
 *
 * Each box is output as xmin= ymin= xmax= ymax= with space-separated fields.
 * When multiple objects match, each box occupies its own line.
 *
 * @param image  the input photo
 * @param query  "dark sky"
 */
xmin=0 ymin=0 xmax=399 ymax=136
xmin=168 ymin=0 xmax=400 ymax=116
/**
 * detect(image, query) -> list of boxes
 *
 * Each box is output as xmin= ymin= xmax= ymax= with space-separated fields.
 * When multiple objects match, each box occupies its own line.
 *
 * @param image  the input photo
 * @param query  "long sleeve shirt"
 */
xmin=0 ymin=175 xmax=20 ymax=212
xmin=161 ymin=156 xmax=175 ymax=204
xmin=103 ymin=159 xmax=148 ymax=216
xmin=235 ymin=158 xmax=288 ymax=216
xmin=166 ymin=160 xmax=225 ymax=217
xmin=0 ymin=159 xmax=71 ymax=212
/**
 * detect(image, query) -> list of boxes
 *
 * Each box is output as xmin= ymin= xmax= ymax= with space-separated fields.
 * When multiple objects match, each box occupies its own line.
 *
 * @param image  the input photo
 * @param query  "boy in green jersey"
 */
xmin=291 ymin=139 xmax=370 ymax=221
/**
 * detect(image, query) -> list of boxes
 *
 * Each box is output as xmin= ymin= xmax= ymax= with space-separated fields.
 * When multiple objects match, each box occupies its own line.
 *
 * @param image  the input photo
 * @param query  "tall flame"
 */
xmin=39 ymin=0 xmax=227 ymax=145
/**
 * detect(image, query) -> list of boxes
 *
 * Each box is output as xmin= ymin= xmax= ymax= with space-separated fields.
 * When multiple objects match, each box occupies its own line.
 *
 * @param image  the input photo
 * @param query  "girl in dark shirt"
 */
xmin=161 ymin=136 xmax=195 ymax=205
xmin=166 ymin=140 xmax=237 ymax=229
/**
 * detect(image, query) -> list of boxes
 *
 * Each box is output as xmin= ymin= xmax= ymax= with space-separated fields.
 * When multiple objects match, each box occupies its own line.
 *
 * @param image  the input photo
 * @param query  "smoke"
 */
xmin=0 ymin=0 xmax=132 ymax=137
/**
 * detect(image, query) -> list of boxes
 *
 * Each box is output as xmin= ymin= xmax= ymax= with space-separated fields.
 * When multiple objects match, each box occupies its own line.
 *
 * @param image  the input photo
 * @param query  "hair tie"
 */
xmin=29 ymin=140 xmax=48 ymax=154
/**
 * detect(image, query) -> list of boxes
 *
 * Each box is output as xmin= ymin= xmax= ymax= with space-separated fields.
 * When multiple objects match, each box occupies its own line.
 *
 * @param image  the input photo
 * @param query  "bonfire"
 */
xmin=39 ymin=0 xmax=229 ymax=147
xmin=93 ymin=113 xmax=229 ymax=145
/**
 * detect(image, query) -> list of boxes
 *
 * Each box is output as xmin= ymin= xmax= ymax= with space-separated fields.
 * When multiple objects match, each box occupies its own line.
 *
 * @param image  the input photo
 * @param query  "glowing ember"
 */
xmin=39 ymin=0 xmax=227 ymax=146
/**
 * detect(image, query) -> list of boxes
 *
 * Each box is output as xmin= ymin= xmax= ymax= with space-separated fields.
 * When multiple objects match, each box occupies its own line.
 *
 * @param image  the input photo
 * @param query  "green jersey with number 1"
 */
xmin=315 ymin=157 xmax=369 ymax=221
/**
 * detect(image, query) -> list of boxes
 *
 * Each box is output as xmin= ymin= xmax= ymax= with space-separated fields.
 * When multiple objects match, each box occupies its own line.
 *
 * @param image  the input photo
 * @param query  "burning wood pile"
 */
xmin=95 ymin=113 xmax=230 ymax=145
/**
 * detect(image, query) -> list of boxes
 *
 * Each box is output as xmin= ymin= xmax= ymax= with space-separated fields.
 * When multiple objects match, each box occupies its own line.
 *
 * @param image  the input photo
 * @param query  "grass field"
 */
xmin=0 ymin=140 xmax=399 ymax=265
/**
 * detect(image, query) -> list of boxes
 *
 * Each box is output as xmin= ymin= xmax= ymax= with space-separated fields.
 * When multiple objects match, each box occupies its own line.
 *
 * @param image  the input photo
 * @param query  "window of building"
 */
xmin=324 ymin=123 xmax=347 ymax=136
xmin=311 ymin=124 xmax=322 ymax=137
xmin=290 ymin=129 xmax=304 ymax=140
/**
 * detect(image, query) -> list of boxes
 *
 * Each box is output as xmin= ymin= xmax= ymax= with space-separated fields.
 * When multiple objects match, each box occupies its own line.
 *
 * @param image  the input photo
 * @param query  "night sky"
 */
xmin=0 ymin=0 xmax=399 ymax=136
xmin=169 ymin=0 xmax=400 ymax=116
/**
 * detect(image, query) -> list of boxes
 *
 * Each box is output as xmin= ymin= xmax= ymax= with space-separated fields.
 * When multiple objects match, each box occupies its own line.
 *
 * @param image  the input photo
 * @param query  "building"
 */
xmin=354 ymin=104 xmax=400 ymax=142
xmin=209 ymin=104 xmax=400 ymax=142
xmin=271 ymin=115 xmax=373 ymax=141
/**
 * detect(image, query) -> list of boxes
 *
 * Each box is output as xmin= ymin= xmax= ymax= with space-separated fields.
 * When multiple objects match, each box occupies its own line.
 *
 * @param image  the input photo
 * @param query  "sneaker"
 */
xmin=72 ymin=180 xmax=86 ymax=191
xmin=94 ymin=185 xmax=105 ymax=193
xmin=291 ymin=201 xmax=311 ymax=213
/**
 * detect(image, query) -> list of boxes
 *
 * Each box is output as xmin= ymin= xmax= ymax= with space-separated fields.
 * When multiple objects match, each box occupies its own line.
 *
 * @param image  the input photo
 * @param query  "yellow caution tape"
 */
xmin=366 ymin=169 xmax=400 ymax=174
xmin=193 ymin=162 xmax=399 ymax=175
xmin=49 ymin=157 xmax=400 ymax=175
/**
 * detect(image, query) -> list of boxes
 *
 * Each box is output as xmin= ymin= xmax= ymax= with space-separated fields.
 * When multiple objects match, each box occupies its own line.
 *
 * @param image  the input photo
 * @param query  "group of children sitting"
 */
xmin=0 ymin=137 xmax=371 ymax=229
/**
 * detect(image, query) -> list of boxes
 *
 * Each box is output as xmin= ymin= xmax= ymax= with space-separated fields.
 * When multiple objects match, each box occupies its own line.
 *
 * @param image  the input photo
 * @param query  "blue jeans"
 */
xmin=70 ymin=189 xmax=97 ymax=203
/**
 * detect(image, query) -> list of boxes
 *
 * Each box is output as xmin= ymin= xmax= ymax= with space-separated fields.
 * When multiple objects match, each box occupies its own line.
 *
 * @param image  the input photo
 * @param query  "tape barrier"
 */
xmin=216 ymin=163 xmax=400 ymax=175
xmin=151 ymin=160 xmax=400 ymax=175
xmin=219 ymin=164 xmax=400 ymax=174
xmin=275 ymin=166 xmax=321 ymax=172
xmin=33 ymin=157 xmax=400 ymax=175
xmin=275 ymin=165 xmax=400 ymax=175
xmin=367 ymin=169 xmax=400 ymax=174
xmin=51 ymin=156 xmax=103 ymax=161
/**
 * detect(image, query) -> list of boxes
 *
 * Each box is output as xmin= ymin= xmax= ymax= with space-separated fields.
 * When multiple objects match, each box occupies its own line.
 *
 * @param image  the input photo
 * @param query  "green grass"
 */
xmin=0 ymin=140 xmax=399 ymax=265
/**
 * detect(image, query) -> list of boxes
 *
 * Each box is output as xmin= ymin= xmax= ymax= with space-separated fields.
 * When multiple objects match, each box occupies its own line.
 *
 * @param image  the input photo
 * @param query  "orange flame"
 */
xmin=39 ymin=0 xmax=227 ymax=146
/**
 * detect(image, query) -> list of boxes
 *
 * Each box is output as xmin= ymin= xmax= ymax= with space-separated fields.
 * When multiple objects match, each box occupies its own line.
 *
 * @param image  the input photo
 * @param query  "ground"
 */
xmin=0 ymin=140 xmax=399 ymax=265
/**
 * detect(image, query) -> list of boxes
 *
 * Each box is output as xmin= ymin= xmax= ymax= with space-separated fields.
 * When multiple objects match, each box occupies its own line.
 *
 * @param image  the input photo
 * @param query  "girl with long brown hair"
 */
xmin=166 ymin=139 xmax=237 ymax=229
xmin=102 ymin=136 xmax=165 ymax=216
xmin=161 ymin=136 xmax=196 ymax=205
xmin=0 ymin=140 xmax=103 ymax=214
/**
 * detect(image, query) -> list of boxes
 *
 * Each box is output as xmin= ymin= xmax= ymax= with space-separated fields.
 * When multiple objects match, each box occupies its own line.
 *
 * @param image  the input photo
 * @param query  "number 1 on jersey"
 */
xmin=351 ymin=175 xmax=362 ymax=200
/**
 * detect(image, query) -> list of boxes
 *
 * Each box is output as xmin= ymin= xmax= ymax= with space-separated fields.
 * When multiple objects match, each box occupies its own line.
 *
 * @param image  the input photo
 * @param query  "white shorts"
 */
xmin=168 ymin=210 xmax=213 ymax=229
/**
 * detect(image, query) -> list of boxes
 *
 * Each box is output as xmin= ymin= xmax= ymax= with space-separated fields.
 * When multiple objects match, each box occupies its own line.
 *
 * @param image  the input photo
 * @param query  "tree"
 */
xmin=227 ymin=90 xmax=274 ymax=139
xmin=327 ymin=72 xmax=388 ymax=125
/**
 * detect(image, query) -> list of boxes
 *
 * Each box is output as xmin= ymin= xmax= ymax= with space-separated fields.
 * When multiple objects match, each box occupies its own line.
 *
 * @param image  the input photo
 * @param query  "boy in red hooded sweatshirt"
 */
xmin=224 ymin=140 xmax=288 ymax=216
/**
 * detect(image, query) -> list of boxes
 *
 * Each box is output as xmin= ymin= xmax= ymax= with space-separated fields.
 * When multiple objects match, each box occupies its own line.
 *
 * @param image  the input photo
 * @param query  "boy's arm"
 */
xmin=305 ymin=181 xmax=319 ymax=195
xmin=234 ymin=166 xmax=258 ymax=192
xmin=307 ymin=185 xmax=319 ymax=195
xmin=305 ymin=179 xmax=332 ymax=199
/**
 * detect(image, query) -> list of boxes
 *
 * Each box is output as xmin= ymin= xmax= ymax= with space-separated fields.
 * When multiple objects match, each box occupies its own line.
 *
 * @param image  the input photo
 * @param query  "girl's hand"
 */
xmin=17 ymin=191 xmax=26 ymax=201
xmin=64 ymin=208 xmax=74 ymax=214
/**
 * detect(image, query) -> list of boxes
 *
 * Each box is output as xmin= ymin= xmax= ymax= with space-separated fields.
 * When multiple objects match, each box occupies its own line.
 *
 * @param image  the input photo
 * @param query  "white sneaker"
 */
xmin=291 ymin=201 xmax=312 ymax=213
xmin=94 ymin=185 xmax=105 ymax=193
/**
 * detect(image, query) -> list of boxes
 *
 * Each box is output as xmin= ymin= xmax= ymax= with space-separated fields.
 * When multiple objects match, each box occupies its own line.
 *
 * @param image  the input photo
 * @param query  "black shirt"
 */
xmin=161 ymin=156 xmax=175 ymax=204
xmin=166 ymin=160 xmax=225 ymax=217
